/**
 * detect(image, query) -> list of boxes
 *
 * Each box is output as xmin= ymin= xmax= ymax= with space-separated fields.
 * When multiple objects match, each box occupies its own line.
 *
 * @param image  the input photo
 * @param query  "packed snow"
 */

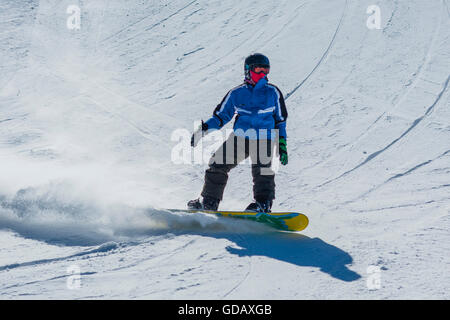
xmin=0 ymin=0 xmax=449 ymax=299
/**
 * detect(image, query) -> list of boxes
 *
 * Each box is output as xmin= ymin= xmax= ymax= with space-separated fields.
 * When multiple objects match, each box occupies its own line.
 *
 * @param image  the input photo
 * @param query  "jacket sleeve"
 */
xmin=204 ymin=90 xmax=235 ymax=130
xmin=273 ymin=87 xmax=288 ymax=138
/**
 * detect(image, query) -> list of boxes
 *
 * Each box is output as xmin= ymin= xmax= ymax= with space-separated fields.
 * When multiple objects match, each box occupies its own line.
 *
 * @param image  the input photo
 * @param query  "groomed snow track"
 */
xmin=0 ymin=0 xmax=449 ymax=299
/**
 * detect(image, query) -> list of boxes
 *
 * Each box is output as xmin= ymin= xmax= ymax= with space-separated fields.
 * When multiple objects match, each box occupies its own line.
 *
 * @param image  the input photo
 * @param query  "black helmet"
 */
xmin=244 ymin=53 xmax=270 ymax=82
xmin=244 ymin=53 xmax=270 ymax=71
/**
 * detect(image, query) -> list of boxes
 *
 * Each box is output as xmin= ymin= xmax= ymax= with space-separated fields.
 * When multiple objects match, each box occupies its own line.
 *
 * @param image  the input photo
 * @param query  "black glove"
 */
xmin=191 ymin=121 xmax=209 ymax=147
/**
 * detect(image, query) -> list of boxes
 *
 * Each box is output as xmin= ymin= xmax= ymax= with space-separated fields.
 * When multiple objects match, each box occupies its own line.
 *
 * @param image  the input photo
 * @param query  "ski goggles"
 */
xmin=251 ymin=65 xmax=270 ymax=74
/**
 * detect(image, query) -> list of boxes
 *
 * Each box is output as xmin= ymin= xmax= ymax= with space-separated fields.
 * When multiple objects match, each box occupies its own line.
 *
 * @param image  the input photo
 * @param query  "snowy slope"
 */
xmin=0 ymin=0 xmax=449 ymax=299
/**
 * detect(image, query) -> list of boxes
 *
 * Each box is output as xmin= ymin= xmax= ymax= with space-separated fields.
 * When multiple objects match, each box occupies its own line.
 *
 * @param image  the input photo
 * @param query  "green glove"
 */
xmin=279 ymin=137 xmax=288 ymax=165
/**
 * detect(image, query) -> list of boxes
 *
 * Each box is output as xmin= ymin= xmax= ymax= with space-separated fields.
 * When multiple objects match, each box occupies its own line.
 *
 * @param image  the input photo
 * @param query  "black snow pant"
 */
xmin=201 ymin=133 xmax=276 ymax=202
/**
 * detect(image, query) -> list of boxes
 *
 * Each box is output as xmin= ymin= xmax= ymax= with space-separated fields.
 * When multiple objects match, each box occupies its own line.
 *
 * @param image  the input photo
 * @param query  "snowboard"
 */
xmin=167 ymin=208 xmax=309 ymax=232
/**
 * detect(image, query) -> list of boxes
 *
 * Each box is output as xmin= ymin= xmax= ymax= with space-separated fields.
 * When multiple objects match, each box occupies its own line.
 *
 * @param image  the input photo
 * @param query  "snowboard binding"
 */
xmin=187 ymin=196 xmax=220 ymax=211
xmin=245 ymin=200 xmax=273 ymax=213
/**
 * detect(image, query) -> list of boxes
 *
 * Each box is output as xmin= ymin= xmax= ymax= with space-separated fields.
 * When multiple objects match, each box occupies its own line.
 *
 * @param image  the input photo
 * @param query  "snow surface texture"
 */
xmin=0 ymin=0 xmax=449 ymax=299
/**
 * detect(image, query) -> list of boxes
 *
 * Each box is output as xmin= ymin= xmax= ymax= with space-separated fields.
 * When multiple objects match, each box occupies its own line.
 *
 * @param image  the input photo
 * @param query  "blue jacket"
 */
xmin=205 ymin=78 xmax=288 ymax=140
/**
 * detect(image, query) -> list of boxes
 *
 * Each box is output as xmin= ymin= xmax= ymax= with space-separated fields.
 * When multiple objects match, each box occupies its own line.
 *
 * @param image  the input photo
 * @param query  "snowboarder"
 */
xmin=188 ymin=53 xmax=288 ymax=212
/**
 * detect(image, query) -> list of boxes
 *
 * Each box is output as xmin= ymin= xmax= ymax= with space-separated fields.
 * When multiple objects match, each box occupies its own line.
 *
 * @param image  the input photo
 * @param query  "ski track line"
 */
xmin=38 ymin=59 xmax=182 ymax=143
xmin=0 ymin=242 xmax=119 ymax=274
xmin=17 ymin=62 xmax=168 ymax=144
xmin=349 ymin=198 xmax=449 ymax=214
xmin=384 ymin=150 xmax=450 ymax=183
xmin=83 ymin=96 xmax=160 ymax=142
xmin=129 ymin=27 xmax=201 ymax=65
xmin=224 ymin=1 xmax=309 ymax=67
xmin=0 ymin=237 xmax=185 ymax=293
xmin=221 ymin=233 xmax=252 ymax=299
xmin=81 ymin=78 xmax=183 ymax=125
xmin=92 ymin=0 xmax=110 ymax=57
xmin=108 ymin=237 xmax=197 ymax=274
xmin=343 ymin=0 xmax=444 ymax=144
xmin=101 ymin=0 xmax=197 ymax=45
xmin=383 ymin=0 xmax=399 ymax=33
xmin=285 ymin=0 xmax=348 ymax=100
xmin=445 ymin=0 xmax=450 ymax=17
xmin=0 ymin=1 xmax=36 ymax=94
xmin=318 ymin=74 xmax=450 ymax=188
xmin=257 ymin=1 xmax=309 ymax=52
xmin=195 ymin=29 xmax=258 ymax=73
xmin=0 ymin=272 xmax=97 ymax=293
xmin=302 ymin=0 xmax=444 ymax=176
xmin=103 ymin=0 xmax=198 ymax=51
xmin=194 ymin=1 xmax=303 ymax=74
xmin=150 ymin=237 xmax=197 ymax=268
xmin=78 ymin=76 xmax=184 ymax=142
xmin=339 ymin=149 xmax=450 ymax=207
xmin=307 ymin=34 xmax=368 ymax=121
xmin=193 ymin=8 xmax=260 ymax=73
xmin=26 ymin=7 xmax=180 ymax=137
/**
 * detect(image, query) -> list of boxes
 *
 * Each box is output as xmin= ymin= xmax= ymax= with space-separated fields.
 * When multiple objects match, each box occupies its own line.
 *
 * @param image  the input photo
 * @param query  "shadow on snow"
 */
xmin=211 ymin=231 xmax=361 ymax=282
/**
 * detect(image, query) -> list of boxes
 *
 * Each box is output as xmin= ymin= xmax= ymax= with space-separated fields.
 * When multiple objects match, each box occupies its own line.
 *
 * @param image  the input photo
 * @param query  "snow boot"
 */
xmin=245 ymin=200 xmax=273 ymax=213
xmin=187 ymin=196 xmax=220 ymax=211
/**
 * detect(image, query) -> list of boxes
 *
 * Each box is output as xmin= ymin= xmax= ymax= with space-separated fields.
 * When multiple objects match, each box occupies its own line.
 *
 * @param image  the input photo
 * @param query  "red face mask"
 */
xmin=250 ymin=70 xmax=267 ymax=84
